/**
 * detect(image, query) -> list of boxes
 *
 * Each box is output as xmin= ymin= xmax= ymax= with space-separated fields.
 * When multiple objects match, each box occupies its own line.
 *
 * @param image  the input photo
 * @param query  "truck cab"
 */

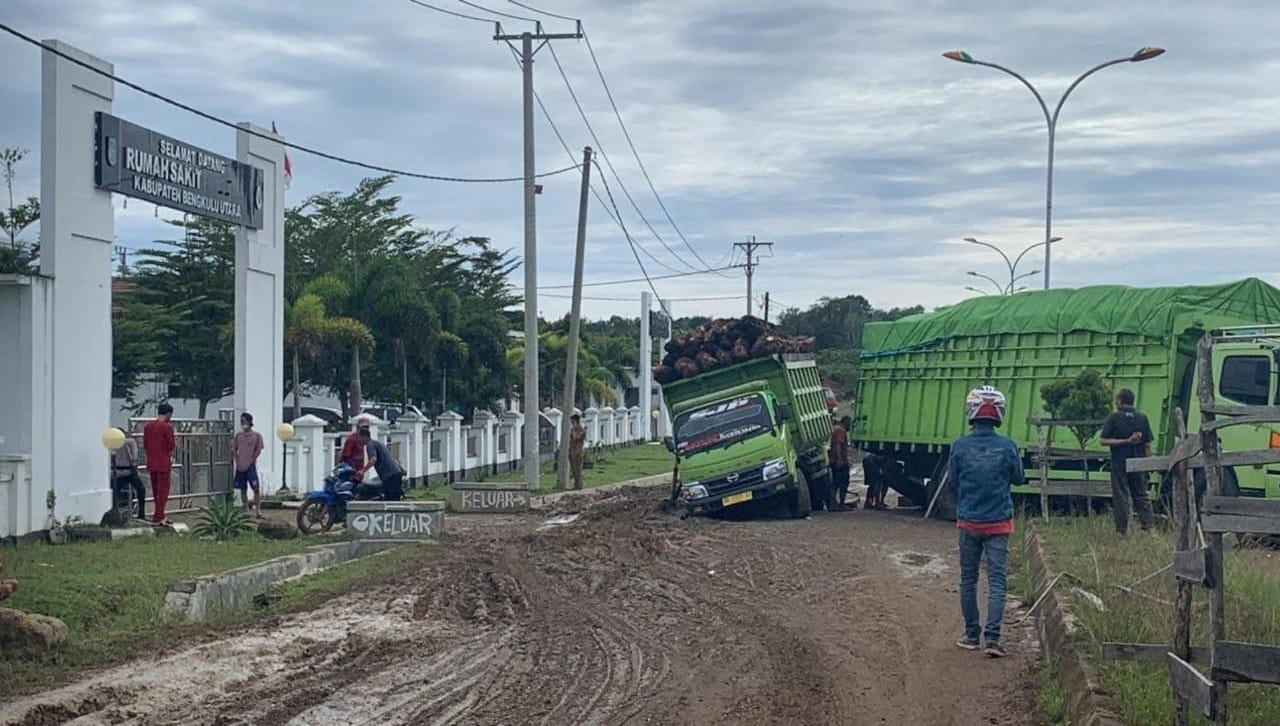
xmin=1187 ymin=326 xmax=1280 ymax=497
xmin=670 ymin=384 xmax=798 ymax=515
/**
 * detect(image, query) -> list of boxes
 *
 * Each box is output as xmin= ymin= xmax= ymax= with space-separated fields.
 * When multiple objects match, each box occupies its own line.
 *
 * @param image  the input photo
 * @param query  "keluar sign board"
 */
xmin=94 ymin=112 xmax=264 ymax=229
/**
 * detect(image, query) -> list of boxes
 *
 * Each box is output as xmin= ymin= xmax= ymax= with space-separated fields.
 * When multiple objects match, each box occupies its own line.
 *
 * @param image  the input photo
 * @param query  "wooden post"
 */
xmin=1039 ymin=422 xmax=1052 ymax=520
xmin=1171 ymin=407 xmax=1193 ymax=726
xmin=1196 ymin=334 xmax=1228 ymax=725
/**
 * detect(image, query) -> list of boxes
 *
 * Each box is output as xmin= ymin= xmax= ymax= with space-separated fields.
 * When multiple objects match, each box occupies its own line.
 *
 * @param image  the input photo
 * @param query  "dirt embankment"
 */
xmin=2 ymin=488 xmax=1036 ymax=726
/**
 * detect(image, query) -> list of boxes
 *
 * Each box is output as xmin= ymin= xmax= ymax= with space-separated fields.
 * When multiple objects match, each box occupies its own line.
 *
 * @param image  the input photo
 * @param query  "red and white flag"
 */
xmin=272 ymin=121 xmax=293 ymax=190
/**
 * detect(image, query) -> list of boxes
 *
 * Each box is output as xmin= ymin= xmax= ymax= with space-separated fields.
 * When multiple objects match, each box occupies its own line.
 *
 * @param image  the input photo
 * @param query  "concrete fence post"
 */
xmin=583 ymin=407 xmax=600 ymax=448
xmin=600 ymin=407 xmax=616 ymax=448
xmin=291 ymin=415 xmax=326 ymax=493
xmin=398 ymin=412 xmax=427 ymax=486
xmin=475 ymin=410 xmax=498 ymax=475
xmin=437 ymin=411 xmax=463 ymax=482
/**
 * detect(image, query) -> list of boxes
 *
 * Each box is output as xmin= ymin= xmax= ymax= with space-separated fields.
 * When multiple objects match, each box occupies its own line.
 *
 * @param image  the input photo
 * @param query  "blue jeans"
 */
xmin=958 ymin=529 xmax=1009 ymax=644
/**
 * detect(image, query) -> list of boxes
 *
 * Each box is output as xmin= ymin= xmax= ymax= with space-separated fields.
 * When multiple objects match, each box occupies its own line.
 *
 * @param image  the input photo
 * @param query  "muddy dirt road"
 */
xmin=3 ymin=487 xmax=1036 ymax=726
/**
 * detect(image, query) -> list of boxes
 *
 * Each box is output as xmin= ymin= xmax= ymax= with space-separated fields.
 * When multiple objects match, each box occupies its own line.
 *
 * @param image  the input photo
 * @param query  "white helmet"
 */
xmin=965 ymin=385 xmax=1006 ymax=425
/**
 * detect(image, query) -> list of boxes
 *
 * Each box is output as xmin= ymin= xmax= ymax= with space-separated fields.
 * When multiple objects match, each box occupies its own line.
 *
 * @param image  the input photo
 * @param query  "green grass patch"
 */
xmin=0 ymin=533 xmax=435 ymax=698
xmin=1031 ymin=515 xmax=1280 ymax=725
xmin=407 ymin=443 xmax=674 ymax=500
xmin=1035 ymin=658 xmax=1070 ymax=726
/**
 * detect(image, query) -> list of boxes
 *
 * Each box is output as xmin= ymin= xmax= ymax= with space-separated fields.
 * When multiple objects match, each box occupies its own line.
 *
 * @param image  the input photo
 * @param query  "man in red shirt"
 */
xmin=143 ymin=403 xmax=177 ymax=525
xmin=339 ymin=417 xmax=369 ymax=480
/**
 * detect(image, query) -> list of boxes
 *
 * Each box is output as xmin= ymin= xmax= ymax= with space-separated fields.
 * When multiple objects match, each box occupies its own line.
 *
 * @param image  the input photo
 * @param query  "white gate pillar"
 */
xmin=233 ymin=123 xmax=285 ymax=490
xmin=39 ymin=40 xmax=115 ymax=526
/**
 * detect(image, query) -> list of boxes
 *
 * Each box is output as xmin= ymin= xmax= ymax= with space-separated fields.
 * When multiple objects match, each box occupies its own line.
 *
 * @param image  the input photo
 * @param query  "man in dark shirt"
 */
xmin=828 ymin=416 xmax=852 ymax=511
xmin=359 ymin=425 xmax=405 ymax=501
xmin=1100 ymin=388 xmax=1156 ymax=535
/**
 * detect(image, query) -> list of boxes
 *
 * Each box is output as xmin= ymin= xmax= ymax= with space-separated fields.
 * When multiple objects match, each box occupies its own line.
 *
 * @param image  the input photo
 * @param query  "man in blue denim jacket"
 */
xmin=948 ymin=386 xmax=1024 ymax=658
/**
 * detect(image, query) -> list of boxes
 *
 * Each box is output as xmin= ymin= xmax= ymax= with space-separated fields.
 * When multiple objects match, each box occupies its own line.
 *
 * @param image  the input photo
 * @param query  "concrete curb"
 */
xmin=1024 ymin=524 xmax=1124 ymax=726
xmin=531 ymin=472 xmax=672 ymax=509
xmin=164 ymin=540 xmax=405 ymax=621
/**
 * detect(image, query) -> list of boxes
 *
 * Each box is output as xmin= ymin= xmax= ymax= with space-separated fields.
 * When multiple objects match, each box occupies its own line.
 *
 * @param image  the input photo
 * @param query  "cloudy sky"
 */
xmin=2 ymin=0 xmax=1278 ymax=320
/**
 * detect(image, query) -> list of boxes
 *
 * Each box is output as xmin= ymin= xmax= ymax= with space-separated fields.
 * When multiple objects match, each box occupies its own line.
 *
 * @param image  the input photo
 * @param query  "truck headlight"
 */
xmin=762 ymin=458 xmax=787 ymax=480
xmin=683 ymin=482 xmax=708 ymax=500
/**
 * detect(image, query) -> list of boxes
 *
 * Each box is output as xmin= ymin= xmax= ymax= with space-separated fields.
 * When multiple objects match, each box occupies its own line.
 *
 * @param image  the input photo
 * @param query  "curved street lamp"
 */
xmin=943 ymin=47 xmax=1165 ymax=288
xmin=966 ymin=236 xmax=1060 ymax=294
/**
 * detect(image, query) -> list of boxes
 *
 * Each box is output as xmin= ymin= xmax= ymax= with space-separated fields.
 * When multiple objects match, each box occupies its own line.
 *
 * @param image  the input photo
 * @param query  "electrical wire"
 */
xmin=539 ymin=258 xmax=739 ymax=290
xmin=456 ymin=0 xmax=538 ymax=24
xmin=506 ymin=0 xmax=580 ymax=23
xmin=542 ymin=292 xmax=742 ymax=302
xmin=546 ymin=41 xmax=707 ymax=274
xmin=406 ymin=0 xmax=495 ymax=25
xmin=1 ymin=20 xmax=582 ymax=183
xmin=581 ymin=29 xmax=724 ymax=274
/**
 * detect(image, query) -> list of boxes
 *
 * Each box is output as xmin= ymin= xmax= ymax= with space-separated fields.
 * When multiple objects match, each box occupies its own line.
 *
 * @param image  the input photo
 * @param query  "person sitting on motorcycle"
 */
xmin=340 ymin=417 xmax=369 ymax=481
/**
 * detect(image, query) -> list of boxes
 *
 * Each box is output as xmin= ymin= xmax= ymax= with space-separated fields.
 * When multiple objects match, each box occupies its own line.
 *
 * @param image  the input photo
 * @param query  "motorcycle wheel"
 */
xmin=296 ymin=500 xmax=333 ymax=535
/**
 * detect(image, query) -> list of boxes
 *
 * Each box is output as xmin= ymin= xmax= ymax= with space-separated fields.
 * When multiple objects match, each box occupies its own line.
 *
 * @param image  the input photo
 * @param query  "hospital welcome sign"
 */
xmin=94 ymin=112 xmax=264 ymax=229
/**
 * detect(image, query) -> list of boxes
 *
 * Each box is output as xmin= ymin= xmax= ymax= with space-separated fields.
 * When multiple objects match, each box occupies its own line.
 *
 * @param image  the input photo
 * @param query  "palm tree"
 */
xmin=284 ymin=284 xmax=374 ymax=421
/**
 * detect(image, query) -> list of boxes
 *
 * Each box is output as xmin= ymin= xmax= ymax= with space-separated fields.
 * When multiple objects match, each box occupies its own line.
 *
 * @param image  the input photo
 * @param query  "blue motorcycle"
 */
xmin=296 ymin=464 xmax=377 ymax=534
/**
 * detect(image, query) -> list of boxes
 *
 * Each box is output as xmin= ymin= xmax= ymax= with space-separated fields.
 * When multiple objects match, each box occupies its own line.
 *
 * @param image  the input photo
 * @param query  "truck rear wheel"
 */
xmin=788 ymin=475 xmax=812 ymax=518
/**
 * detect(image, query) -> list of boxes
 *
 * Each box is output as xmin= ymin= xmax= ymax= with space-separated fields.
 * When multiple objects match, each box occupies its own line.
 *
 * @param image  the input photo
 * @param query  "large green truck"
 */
xmin=663 ymin=354 xmax=832 ymax=517
xmin=853 ymin=279 xmax=1280 ymax=518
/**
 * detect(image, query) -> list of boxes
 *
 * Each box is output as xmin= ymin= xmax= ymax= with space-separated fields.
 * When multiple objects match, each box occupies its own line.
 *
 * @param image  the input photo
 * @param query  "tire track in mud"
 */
xmin=2 ymin=488 xmax=1036 ymax=726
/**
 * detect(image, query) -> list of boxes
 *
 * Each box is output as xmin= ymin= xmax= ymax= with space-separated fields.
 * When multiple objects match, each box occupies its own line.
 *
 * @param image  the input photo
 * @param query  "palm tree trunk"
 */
xmin=291 ymin=350 xmax=302 ymax=421
xmin=350 ymin=345 xmax=364 ymax=419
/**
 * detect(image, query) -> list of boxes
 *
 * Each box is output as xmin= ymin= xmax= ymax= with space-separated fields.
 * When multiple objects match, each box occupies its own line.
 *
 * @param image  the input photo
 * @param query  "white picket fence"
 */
xmin=281 ymin=405 xmax=647 ymax=491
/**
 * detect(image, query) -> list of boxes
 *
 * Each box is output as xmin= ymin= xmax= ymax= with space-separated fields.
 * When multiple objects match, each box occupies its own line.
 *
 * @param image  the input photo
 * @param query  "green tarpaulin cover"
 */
xmin=862 ymin=278 xmax=1280 ymax=354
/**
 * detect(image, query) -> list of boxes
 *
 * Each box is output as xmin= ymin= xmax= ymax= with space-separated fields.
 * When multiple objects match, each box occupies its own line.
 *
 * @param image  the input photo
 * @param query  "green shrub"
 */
xmin=193 ymin=493 xmax=254 ymax=541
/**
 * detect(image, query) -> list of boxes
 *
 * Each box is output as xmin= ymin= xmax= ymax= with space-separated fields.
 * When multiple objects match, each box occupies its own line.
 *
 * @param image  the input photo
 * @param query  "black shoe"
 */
xmin=984 ymin=642 xmax=1006 ymax=658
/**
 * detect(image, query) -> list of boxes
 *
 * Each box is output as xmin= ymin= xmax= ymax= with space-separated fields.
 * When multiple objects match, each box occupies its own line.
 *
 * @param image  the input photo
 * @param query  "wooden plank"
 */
xmin=1201 ymin=413 xmax=1280 ymax=432
xmin=1173 ymin=548 xmax=1209 ymax=586
xmin=1028 ymin=448 xmax=1110 ymax=462
xmin=1034 ymin=480 xmax=1112 ymax=497
xmin=1128 ymin=447 xmax=1280 ymax=473
xmin=1167 ymin=652 xmax=1215 ymax=719
xmin=1203 ymin=495 xmax=1280 ymax=517
xmin=1214 ymin=641 xmax=1280 ymax=685
xmin=1202 ymin=404 xmax=1280 ymax=419
xmin=1103 ymin=642 xmax=1210 ymax=663
xmin=1201 ymin=495 xmax=1280 ymax=535
xmin=1198 ymin=335 xmax=1230 ymax=726
xmin=1027 ymin=417 xmax=1107 ymax=427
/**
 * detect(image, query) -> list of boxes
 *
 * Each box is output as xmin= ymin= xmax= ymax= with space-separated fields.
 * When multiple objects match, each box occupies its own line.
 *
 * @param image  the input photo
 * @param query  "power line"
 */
xmin=539 ymin=263 xmax=740 ymax=290
xmin=405 ymin=0 xmax=494 ymax=24
xmin=546 ymin=41 xmax=705 ymax=274
xmin=515 ymin=47 xmax=689 ymax=275
xmin=580 ymin=30 xmax=723 ymax=274
xmin=542 ymin=293 xmax=742 ymax=302
xmin=0 ymin=20 xmax=581 ymax=184
xmin=456 ymin=0 xmax=538 ymax=24
xmin=507 ymin=0 xmax=580 ymax=23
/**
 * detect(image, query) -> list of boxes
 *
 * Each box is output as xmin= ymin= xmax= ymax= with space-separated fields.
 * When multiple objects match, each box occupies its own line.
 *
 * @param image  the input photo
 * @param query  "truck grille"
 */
xmin=704 ymin=466 xmax=764 ymax=496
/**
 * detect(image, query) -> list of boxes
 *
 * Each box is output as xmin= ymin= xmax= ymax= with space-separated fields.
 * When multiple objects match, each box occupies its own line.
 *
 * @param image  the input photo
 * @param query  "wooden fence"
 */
xmin=1104 ymin=333 xmax=1280 ymax=724
xmin=1027 ymin=417 xmax=1111 ymax=516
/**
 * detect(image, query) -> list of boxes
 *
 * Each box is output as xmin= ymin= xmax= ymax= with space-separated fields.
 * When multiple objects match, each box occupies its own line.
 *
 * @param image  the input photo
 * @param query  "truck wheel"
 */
xmin=925 ymin=459 xmax=957 ymax=521
xmin=788 ymin=475 xmax=812 ymax=518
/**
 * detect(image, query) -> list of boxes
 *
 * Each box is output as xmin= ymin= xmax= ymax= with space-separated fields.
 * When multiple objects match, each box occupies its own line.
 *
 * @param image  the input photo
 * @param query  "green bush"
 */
xmin=1041 ymin=370 xmax=1112 ymax=449
xmin=193 ymin=493 xmax=254 ymax=541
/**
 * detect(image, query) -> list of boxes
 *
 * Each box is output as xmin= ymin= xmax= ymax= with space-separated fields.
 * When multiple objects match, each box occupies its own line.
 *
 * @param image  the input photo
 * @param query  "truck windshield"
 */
xmin=674 ymin=394 xmax=772 ymax=456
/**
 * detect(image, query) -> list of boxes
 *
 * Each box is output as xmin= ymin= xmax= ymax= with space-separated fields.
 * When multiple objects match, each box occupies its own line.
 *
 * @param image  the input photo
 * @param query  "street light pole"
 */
xmin=965 ymin=236 xmax=1060 ymax=294
xmin=944 ymin=47 xmax=1165 ymax=288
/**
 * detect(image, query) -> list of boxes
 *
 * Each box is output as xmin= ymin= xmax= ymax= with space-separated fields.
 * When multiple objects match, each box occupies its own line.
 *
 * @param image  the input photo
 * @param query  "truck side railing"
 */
xmin=1103 ymin=332 xmax=1280 ymax=725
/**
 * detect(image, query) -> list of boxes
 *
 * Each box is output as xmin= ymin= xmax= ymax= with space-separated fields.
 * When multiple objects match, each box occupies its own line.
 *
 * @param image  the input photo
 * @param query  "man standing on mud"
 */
xmin=569 ymin=414 xmax=587 ymax=490
xmin=1100 ymin=388 xmax=1156 ymax=535
xmin=950 ymin=386 xmax=1023 ymax=658
xmin=143 ymin=403 xmax=176 ymax=525
xmin=828 ymin=416 xmax=852 ymax=511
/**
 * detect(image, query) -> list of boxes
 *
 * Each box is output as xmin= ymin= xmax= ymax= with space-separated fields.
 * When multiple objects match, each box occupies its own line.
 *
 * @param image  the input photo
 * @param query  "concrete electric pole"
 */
xmin=639 ymin=291 xmax=652 ymax=442
xmin=557 ymin=146 xmax=592 ymax=490
xmin=493 ymin=23 xmax=583 ymax=492
xmin=734 ymin=237 xmax=773 ymax=317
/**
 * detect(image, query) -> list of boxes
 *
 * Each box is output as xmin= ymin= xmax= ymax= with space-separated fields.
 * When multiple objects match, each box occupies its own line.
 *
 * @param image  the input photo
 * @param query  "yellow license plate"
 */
xmin=722 ymin=491 xmax=753 ymax=506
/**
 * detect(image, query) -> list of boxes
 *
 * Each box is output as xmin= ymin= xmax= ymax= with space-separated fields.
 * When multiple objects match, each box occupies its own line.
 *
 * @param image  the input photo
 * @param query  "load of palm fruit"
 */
xmin=652 ymin=316 xmax=816 ymax=385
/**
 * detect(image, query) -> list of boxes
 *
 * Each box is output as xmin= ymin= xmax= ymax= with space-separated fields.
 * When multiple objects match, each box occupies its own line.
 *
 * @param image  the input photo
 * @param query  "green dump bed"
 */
xmin=856 ymin=279 xmax=1280 ymax=455
xmin=663 ymin=354 xmax=831 ymax=452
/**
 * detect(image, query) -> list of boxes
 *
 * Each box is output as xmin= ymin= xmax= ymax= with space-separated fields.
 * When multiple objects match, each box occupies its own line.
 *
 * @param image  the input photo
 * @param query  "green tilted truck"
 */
xmin=853 ymin=279 xmax=1280 ymax=519
xmin=663 ymin=354 xmax=832 ymax=517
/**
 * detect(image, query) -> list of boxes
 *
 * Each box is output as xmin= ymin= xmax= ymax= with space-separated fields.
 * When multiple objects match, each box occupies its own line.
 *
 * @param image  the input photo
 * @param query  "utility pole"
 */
xmin=656 ymin=300 xmax=672 ymax=439
xmin=639 ymin=291 xmax=652 ymax=442
xmin=734 ymin=237 xmax=773 ymax=317
xmin=494 ymin=22 xmax=583 ymax=492
xmin=557 ymin=146 xmax=592 ymax=490
xmin=763 ymin=292 xmax=770 ymax=323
